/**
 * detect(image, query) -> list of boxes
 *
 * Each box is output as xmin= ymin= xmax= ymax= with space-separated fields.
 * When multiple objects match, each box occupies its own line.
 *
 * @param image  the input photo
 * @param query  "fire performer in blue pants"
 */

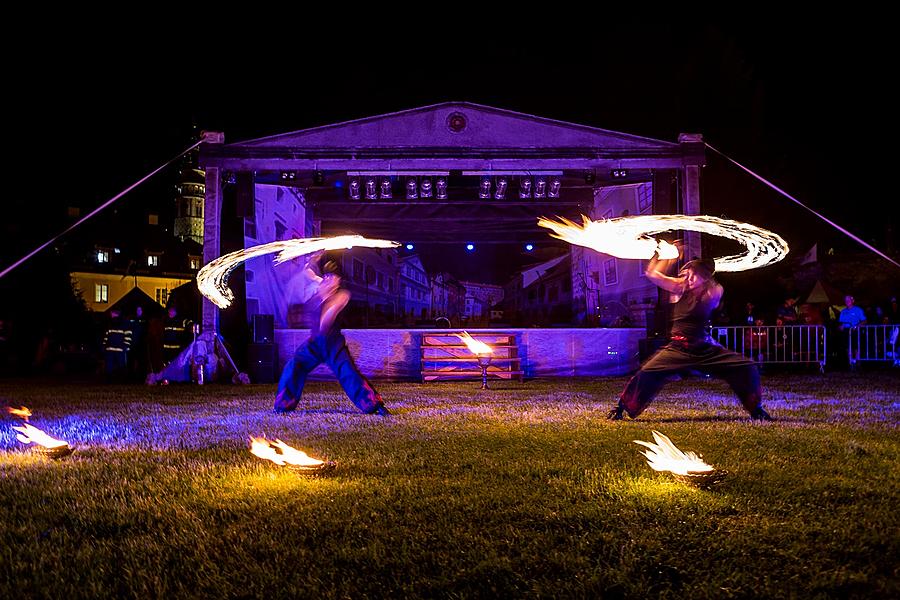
xmin=274 ymin=254 xmax=389 ymax=416
xmin=607 ymin=252 xmax=773 ymax=421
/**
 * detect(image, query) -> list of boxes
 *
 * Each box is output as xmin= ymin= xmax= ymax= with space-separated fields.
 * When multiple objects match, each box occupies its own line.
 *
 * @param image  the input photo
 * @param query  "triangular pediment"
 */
xmin=233 ymin=102 xmax=677 ymax=150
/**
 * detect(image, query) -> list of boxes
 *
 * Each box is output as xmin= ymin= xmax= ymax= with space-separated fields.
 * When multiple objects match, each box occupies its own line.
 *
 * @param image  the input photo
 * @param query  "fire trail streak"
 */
xmin=197 ymin=235 xmax=399 ymax=309
xmin=537 ymin=214 xmax=789 ymax=272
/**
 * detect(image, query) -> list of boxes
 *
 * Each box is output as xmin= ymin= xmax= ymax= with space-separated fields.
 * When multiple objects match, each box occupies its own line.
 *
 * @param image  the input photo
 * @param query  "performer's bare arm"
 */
xmin=645 ymin=253 xmax=685 ymax=298
xmin=319 ymin=289 xmax=350 ymax=333
xmin=302 ymin=251 xmax=325 ymax=286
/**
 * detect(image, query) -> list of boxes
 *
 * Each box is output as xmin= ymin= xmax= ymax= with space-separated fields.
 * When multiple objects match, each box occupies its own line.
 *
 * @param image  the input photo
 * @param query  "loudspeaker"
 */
xmin=235 ymin=172 xmax=254 ymax=217
xmin=248 ymin=343 xmax=277 ymax=383
xmin=252 ymin=313 xmax=274 ymax=343
xmin=645 ymin=308 xmax=669 ymax=339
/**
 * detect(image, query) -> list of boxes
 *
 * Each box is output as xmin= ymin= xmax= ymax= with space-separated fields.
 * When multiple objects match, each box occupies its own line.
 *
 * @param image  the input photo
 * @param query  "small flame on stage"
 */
xmin=455 ymin=331 xmax=493 ymax=356
xmin=249 ymin=436 xmax=334 ymax=472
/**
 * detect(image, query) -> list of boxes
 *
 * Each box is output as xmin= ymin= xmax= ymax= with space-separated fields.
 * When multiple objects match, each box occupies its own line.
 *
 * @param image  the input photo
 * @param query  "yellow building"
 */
xmin=72 ymin=272 xmax=193 ymax=313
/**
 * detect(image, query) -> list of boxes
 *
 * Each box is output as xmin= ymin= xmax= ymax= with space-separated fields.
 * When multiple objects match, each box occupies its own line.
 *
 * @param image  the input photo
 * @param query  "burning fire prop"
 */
xmin=456 ymin=332 xmax=494 ymax=390
xmin=7 ymin=405 xmax=32 ymax=421
xmin=537 ymin=214 xmax=789 ymax=272
xmin=634 ymin=430 xmax=726 ymax=488
xmin=197 ymin=235 xmax=399 ymax=308
xmin=12 ymin=421 xmax=73 ymax=459
xmin=249 ymin=436 xmax=335 ymax=473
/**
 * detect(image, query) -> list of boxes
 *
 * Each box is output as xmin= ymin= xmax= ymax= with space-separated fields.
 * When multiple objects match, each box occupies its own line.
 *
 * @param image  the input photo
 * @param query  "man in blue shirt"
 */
xmin=838 ymin=295 xmax=867 ymax=330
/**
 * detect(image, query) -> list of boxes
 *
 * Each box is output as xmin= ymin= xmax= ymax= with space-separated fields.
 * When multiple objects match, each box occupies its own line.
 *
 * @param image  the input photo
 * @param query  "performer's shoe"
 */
xmin=606 ymin=403 xmax=625 ymax=421
xmin=373 ymin=405 xmax=391 ymax=417
xmin=750 ymin=406 xmax=774 ymax=421
xmin=273 ymin=391 xmax=298 ymax=414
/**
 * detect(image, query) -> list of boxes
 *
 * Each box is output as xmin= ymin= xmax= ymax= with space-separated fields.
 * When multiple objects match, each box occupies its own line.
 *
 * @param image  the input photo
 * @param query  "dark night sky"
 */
xmin=5 ymin=18 xmax=896 ymax=285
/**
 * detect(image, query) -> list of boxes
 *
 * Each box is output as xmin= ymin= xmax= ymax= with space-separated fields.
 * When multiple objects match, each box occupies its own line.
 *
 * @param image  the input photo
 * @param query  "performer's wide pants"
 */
xmin=275 ymin=331 xmax=381 ymax=414
xmin=620 ymin=339 xmax=762 ymax=418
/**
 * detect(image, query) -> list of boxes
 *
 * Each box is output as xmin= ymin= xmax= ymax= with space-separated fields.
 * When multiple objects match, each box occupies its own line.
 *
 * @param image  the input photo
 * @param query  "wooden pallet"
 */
xmin=421 ymin=332 xmax=523 ymax=382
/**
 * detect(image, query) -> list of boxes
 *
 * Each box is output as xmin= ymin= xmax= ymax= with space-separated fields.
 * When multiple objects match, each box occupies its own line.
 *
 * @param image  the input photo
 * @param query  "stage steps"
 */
xmin=420 ymin=332 xmax=523 ymax=382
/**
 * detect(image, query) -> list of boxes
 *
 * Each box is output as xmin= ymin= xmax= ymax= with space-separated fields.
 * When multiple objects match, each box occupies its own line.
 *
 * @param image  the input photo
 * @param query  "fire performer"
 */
xmin=274 ymin=253 xmax=389 ymax=416
xmin=607 ymin=248 xmax=773 ymax=421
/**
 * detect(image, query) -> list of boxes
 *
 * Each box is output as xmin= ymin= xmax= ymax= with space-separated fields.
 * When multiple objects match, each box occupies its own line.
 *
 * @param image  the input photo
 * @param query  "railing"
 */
xmin=713 ymin=325 xmax=827 ymax=371
xmin=846 ymin=324 xmax=900 ymax=366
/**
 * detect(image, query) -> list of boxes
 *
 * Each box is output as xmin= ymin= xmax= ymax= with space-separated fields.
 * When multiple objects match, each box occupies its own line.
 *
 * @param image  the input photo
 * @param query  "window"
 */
xmin=562 ymin=278 xmax=571 ymax=292
xmin=388 ymin=279 xmax=394 ymax=292
xmin=354 ymin=259 xmax=364 ymax=283
xmin=95 ymin=284 xmax=108 ymax=303
xmin=68 ymin=206 xmax=80 ymax=218
xmin=549 ymin=286 xmax=559 ymax=302
xmin=274 ymin=220 xmax=287 ymax=241
xmin=603 ymin=258 xmax=618 ymax=286
xmin=148 ymin=214 xmax=159 ymax=225
xmin=377 ymin=272 xmax=384 ymax=290
xmin=147 ymin=255 xmax=159 ymax=267
xmin=189 ymin=256 xmax=201 ymax=270
xmin=155 ymin=288 xmax=168 ymax=305
xmin=638 ymin=184 xmax=653 ymax=214
xmin=97 ymin=250 xmax=109 ymax=264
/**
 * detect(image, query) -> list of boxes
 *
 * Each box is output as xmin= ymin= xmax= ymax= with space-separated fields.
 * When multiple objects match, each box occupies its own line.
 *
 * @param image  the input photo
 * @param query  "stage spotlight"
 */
xmin=525 ymin=243 xmax=534 ymax=251
xmin=479 ymin=176 xmax=491 ymax=199
xmin=519 ymin=177 xmax=532 ymax=199
xmin=379 ymin=177 xmax=392 ymax=199
xmin=436 ymin=177 xmax=448 ymax=199
xmin=534 ymin=177 xmax=547 ymax=198
xmin=406 ymin=176 xmax=419 ymax=200
xmin=420 ymin=177 xmax=433 ymax=198
xmin=365 ymin=177 xmax=377 ymax=200
xmin=494 ymin=177 xmax=508 ymax=200
xmin=466 ymin=243 xmax=475 ymax=252
xmin=548 ymin=177 xmax=561 ymax=198
xmin=349 ymin=178 xmax=361 ymax=200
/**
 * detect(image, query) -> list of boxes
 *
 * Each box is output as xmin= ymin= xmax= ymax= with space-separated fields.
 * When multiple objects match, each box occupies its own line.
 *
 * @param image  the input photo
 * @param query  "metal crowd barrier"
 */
xmin=713 ymin=325 xmax=827 ymax=371
xmin=847 ymin=324 xmax=900 ymax=366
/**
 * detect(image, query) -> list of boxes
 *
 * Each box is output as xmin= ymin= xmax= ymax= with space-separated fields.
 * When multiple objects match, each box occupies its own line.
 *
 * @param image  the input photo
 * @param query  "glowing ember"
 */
xmin=7 ymin=405 xmax=32 ymax=420
xmin=198 ymin=235 xmax=400 ymax=308
xmin=633 ymin=430 xmax=714 ymax=476
xmin=455 ymin=331 xmax=493 ymax=355
xmin=13 ymin=423 xmax=69 ymax=449
xmin=537 ymin=214 xmax=789 ymax=272
xmin=249 ymin=436 xmax=327 ymax=469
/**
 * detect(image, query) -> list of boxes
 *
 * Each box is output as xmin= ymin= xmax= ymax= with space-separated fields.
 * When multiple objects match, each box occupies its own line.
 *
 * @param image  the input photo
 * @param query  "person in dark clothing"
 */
xmin=608 ymin=251 xmax=773 ymax=421
xmin=274 ymin=254 xmax=389 ymax=416
xmin=103 ymin=309 xmax=133 ymax=381
xmin=162 ymin=306 xmax=191 ymax=365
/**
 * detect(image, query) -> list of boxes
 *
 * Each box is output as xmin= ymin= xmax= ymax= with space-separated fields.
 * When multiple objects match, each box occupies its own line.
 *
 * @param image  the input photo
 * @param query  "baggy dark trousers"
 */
xmin=620 ymin=338 xmax=762 ymax=418
xmin=275 ymin=332 xmax=381 ymax=414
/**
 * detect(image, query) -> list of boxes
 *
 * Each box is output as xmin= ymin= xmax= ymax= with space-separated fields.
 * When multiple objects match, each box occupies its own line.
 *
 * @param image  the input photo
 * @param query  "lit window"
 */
xmin=95 ymin=284 xmax=109 ymax=303
xmin=189 ymin=256 xmax=201 ymax=270
xmin=147 ymin=255 xmax=159 ymax=267
xmin=97 ymin=250 xmax=109 ymax=264
xmin=148 ymin=214 xmax=159 ymax=225
xmin=155 ymin=288 xmax=168 ymax=305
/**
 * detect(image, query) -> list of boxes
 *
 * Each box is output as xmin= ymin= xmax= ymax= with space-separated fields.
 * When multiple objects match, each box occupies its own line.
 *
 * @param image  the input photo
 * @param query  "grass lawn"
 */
xmin=1 ymin=372 xmax=898 ymax=598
